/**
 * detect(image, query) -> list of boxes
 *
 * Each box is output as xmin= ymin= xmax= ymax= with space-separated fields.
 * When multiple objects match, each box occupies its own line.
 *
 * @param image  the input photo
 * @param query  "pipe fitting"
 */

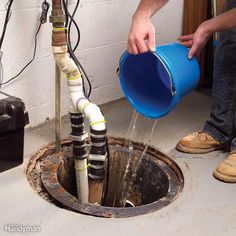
xmin=52 ymin=47 xmax=106 ymax=132
xmin=49 ymin=3 xmax=66 ymax=24
xmin=52 ymin=46 xmax=81 ymax=77
xmin=49 ymin=14 xmax=66 ymax=24
xmin=77 ymin=99 xmax=106 ymax=131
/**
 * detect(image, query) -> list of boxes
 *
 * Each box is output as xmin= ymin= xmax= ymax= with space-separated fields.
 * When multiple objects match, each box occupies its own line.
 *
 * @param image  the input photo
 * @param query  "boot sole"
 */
xmin=176 ymin=143 xmax=223 ymax=154
xmin=213 ymin=169 xmax=236 ymax=183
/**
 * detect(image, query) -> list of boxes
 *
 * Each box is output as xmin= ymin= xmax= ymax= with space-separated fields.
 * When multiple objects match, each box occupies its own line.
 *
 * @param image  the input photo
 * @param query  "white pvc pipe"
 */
xmin=52 ymin=46 xmax=79 ymax=76
xmin=67 ymin=80 xmax=106 ymax=131
xmin=69 ymin=106 xmax=89 ymax=204
xmin=52 ymin=46 xmax=106 ymax=131
xmin=76 ymin=98 xmax=106 ymax=131
xmin=52 ymin=45 xmax=107 ymax=204
xmin=74 ymin=158 xmax=89 ymax=203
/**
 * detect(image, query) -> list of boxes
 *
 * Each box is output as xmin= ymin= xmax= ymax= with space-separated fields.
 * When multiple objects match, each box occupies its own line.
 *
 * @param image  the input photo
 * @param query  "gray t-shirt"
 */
xmin=224 ymin=0 xmax=236 ymax=12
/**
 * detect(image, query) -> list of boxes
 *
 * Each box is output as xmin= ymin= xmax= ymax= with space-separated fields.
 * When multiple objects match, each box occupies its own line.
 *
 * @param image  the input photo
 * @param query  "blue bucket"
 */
xmin=119 ymin=43 xmax=200 ymax=119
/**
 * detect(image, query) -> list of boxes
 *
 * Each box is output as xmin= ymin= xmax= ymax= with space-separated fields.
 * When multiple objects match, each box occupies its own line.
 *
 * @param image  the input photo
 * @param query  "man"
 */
xmin=128 ymin=0 xmax=236 ymax=183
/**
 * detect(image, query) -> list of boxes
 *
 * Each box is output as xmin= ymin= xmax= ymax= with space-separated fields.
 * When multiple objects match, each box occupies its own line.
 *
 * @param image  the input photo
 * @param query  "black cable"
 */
xmin=76 ymin=60 xmax=92 ymax=98
xmin=5 ymin=1 xmax=12 ymax=24
xmin=67 ymin=0 xmax=80 ymax=52
xmin=68 ymin=10 xmax=92 ymax=97
xmin=62 ymin=0 xmax=87 ymax=96
xmin=62 ymin=0 xmax=80 ymax=52
xmin=0 ymin=90 xmax=12 ymax=97
xmin=66 ymin=1 xmax=92 ymax=97
xmin=62 ymin=0 xmax=92 ymax=98
xmin=64 ymin=0 xmax=69 ymax=27
xmin=1 ymin=23 xmax=42 ymax=86
xmin=0 ymin=0 xmax=14 ymax=50
xmin=0 ymin=0 xmax=49 ymax=87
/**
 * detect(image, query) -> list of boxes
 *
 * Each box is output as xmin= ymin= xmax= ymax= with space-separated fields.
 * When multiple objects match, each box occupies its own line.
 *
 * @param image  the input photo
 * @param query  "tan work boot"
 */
xmin=213 ymin=152 xmax=236 ymax=183
xmin=176 ymin=132 xmax=223 ymax=154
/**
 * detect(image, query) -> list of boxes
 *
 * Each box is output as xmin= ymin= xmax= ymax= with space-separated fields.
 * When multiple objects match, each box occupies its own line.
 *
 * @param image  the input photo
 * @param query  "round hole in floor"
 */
xmin=26 ymin=137 xmax=184 ymax=218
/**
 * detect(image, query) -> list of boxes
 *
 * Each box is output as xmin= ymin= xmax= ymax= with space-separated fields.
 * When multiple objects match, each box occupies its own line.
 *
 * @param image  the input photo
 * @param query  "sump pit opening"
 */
xmin=26 ymin=137 xmax=184 ymax=218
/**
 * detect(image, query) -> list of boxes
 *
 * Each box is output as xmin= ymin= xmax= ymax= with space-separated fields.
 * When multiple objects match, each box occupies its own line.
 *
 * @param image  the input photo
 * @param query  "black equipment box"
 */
xmin=0 ymin=96 xmax=29 ymax=173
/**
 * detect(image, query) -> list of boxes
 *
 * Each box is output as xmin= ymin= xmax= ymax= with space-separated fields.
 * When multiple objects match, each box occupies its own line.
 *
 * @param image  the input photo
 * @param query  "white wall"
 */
xmin=0 ymin=0 xmax=184 ymax=127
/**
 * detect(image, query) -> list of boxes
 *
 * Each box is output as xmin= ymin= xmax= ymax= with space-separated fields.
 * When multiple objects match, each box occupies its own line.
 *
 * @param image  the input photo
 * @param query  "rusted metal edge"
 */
xmin=36 ymin=137 xmax=183 ymax=218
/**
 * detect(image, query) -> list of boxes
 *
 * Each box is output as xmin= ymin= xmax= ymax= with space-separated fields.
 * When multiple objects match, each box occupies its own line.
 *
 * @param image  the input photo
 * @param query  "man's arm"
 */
xmin=179 ymin=8 xmax=236 ymax=59
xmin=128 ymin=0 xmax=169 ymax=54
xmin=209 ymin=7 xmax=236 ymax=31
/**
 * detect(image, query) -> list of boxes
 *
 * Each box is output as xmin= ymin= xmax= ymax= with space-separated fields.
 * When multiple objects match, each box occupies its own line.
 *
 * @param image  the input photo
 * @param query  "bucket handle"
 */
xmin=118 ymin=51 xmax=176 ymax=96
xmin=152 ymin=52 xmax=176 ymax=96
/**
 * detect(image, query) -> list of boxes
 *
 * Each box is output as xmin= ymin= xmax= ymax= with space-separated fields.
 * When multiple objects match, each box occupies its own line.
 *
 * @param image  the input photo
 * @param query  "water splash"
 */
xmin=112 ymin=110 xmax=138 ymax=206
xmin=119 ymin=120 xmax=157 ymax=206
xmin=112 ymin=110 xmax=157 ymax=207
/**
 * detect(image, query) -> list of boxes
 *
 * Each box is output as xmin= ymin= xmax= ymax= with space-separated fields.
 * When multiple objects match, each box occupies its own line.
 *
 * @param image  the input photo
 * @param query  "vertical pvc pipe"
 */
xmin=55 ymin=64 xmax=61 ymax=153
xmin=75 ymin=159 xmax=89 ymax=203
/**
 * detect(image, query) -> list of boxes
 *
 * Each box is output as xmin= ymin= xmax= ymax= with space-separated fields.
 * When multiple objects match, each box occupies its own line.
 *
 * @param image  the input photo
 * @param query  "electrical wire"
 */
xmin=67 ymin=1 xmax=80 ymax=52
xmin=0 ymin=0 xmax=14 ymax=51
xmin=63 ymin=0 xmax=87 ymax=91
xmin=63 ymin=0 xmax=80 ymax=52
xmin=62 ymin=0 xmax=85 ymax=95
xmin=0 ymin=0 xmax=14 ymax=88
xmin=0 ymin=90 xmax=12 ymax=97
xmin=64 ymin=0 xmax=69 ymax=27
xmin=1 ymin=23 xmax=42 ymax=86
xmin=62 ymin=0 xmax=92 ymax=98
xmin=0 ymin=0 xmax=91 ymax=95
xmin=0 ymin=51 xmax=3 ymax=88
xmin=0 ymin=0 xmax=49 ymax=87
xmin=5 ymin=1 xmax=12 ymax=24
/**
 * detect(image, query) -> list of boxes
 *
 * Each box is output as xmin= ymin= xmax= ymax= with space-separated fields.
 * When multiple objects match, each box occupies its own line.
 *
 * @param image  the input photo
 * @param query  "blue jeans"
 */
xmin=203 ymin=0 xmax=236 ymax=150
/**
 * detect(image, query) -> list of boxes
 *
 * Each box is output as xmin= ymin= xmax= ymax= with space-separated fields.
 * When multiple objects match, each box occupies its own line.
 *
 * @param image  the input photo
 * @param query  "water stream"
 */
xmin=112 ymin=110 xmax=138 ymax=206
xmin=112 ymin=110 xmax=157 ymax=207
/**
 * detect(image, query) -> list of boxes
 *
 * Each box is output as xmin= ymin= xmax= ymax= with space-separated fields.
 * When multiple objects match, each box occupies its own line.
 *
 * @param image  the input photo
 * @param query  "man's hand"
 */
xmin=127 ymin=0 xmax=169 ymax=55
xmin=128 ymin=13 xmax=156 ymax=54
xmin=178 ymin=21 xmax=212 ymax=59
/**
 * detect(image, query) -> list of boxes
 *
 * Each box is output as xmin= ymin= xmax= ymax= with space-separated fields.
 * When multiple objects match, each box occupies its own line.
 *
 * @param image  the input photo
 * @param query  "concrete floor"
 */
xmin=0 ymin=91 xmax=236 ymax=236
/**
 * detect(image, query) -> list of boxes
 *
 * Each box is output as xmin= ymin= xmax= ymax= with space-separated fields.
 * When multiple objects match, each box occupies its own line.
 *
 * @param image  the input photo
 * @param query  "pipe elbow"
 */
xmin=55 ymin=53 xmax=78 ymax=75
xmin=52 ymin=47 xmax=106 ymax=131
xmin=77 ymin=99 xmax=106 ymax=131
xmin=52 ymin=46 xmax=80 ymax=77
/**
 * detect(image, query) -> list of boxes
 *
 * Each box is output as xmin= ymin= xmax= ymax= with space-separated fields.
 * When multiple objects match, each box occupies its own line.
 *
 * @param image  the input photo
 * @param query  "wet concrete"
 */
xmin=0 ymin=92 xmax=236 ymax=235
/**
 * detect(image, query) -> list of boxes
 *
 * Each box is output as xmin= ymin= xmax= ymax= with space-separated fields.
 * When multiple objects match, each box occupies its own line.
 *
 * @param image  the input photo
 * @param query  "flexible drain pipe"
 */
xmin=50 ymin=0 xmax=107 ymax=204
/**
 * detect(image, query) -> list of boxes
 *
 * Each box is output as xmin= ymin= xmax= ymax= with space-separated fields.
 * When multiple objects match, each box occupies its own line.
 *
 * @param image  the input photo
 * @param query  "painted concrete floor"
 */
xmin=0 ymin=91 xmax=236 ymax=236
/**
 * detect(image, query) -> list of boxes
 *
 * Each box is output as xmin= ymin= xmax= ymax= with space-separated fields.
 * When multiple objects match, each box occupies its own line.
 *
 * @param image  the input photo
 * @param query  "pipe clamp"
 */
xmin=69 ymin=133 xmax=88 ymax=142
xmin=88 ymin=154 xmax=106 ymax=162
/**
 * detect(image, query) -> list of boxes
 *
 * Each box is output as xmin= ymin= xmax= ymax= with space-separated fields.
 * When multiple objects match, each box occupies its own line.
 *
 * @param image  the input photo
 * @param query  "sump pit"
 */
xmin=26 ymin=137 xmax=184 ymax=218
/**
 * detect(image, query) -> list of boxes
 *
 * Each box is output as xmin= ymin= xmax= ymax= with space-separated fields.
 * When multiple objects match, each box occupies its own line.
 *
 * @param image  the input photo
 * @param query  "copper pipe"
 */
xmin=52 ymin=31 xmax=67 ymax=47
xmin=52 ymin=0 xmax=62 ymax=6
xmin=51 ymin=0 xmax=64 ymax=153
xmin=50 ymin=0 xmax=65 ymax=28
xmin=55 ymin=64 xmax=61 ymax=153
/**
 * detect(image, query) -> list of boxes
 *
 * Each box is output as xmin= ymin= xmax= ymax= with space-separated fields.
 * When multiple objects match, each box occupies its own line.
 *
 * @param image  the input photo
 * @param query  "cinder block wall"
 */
xmin=0 ymin=0 xmax=184 ymax=127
